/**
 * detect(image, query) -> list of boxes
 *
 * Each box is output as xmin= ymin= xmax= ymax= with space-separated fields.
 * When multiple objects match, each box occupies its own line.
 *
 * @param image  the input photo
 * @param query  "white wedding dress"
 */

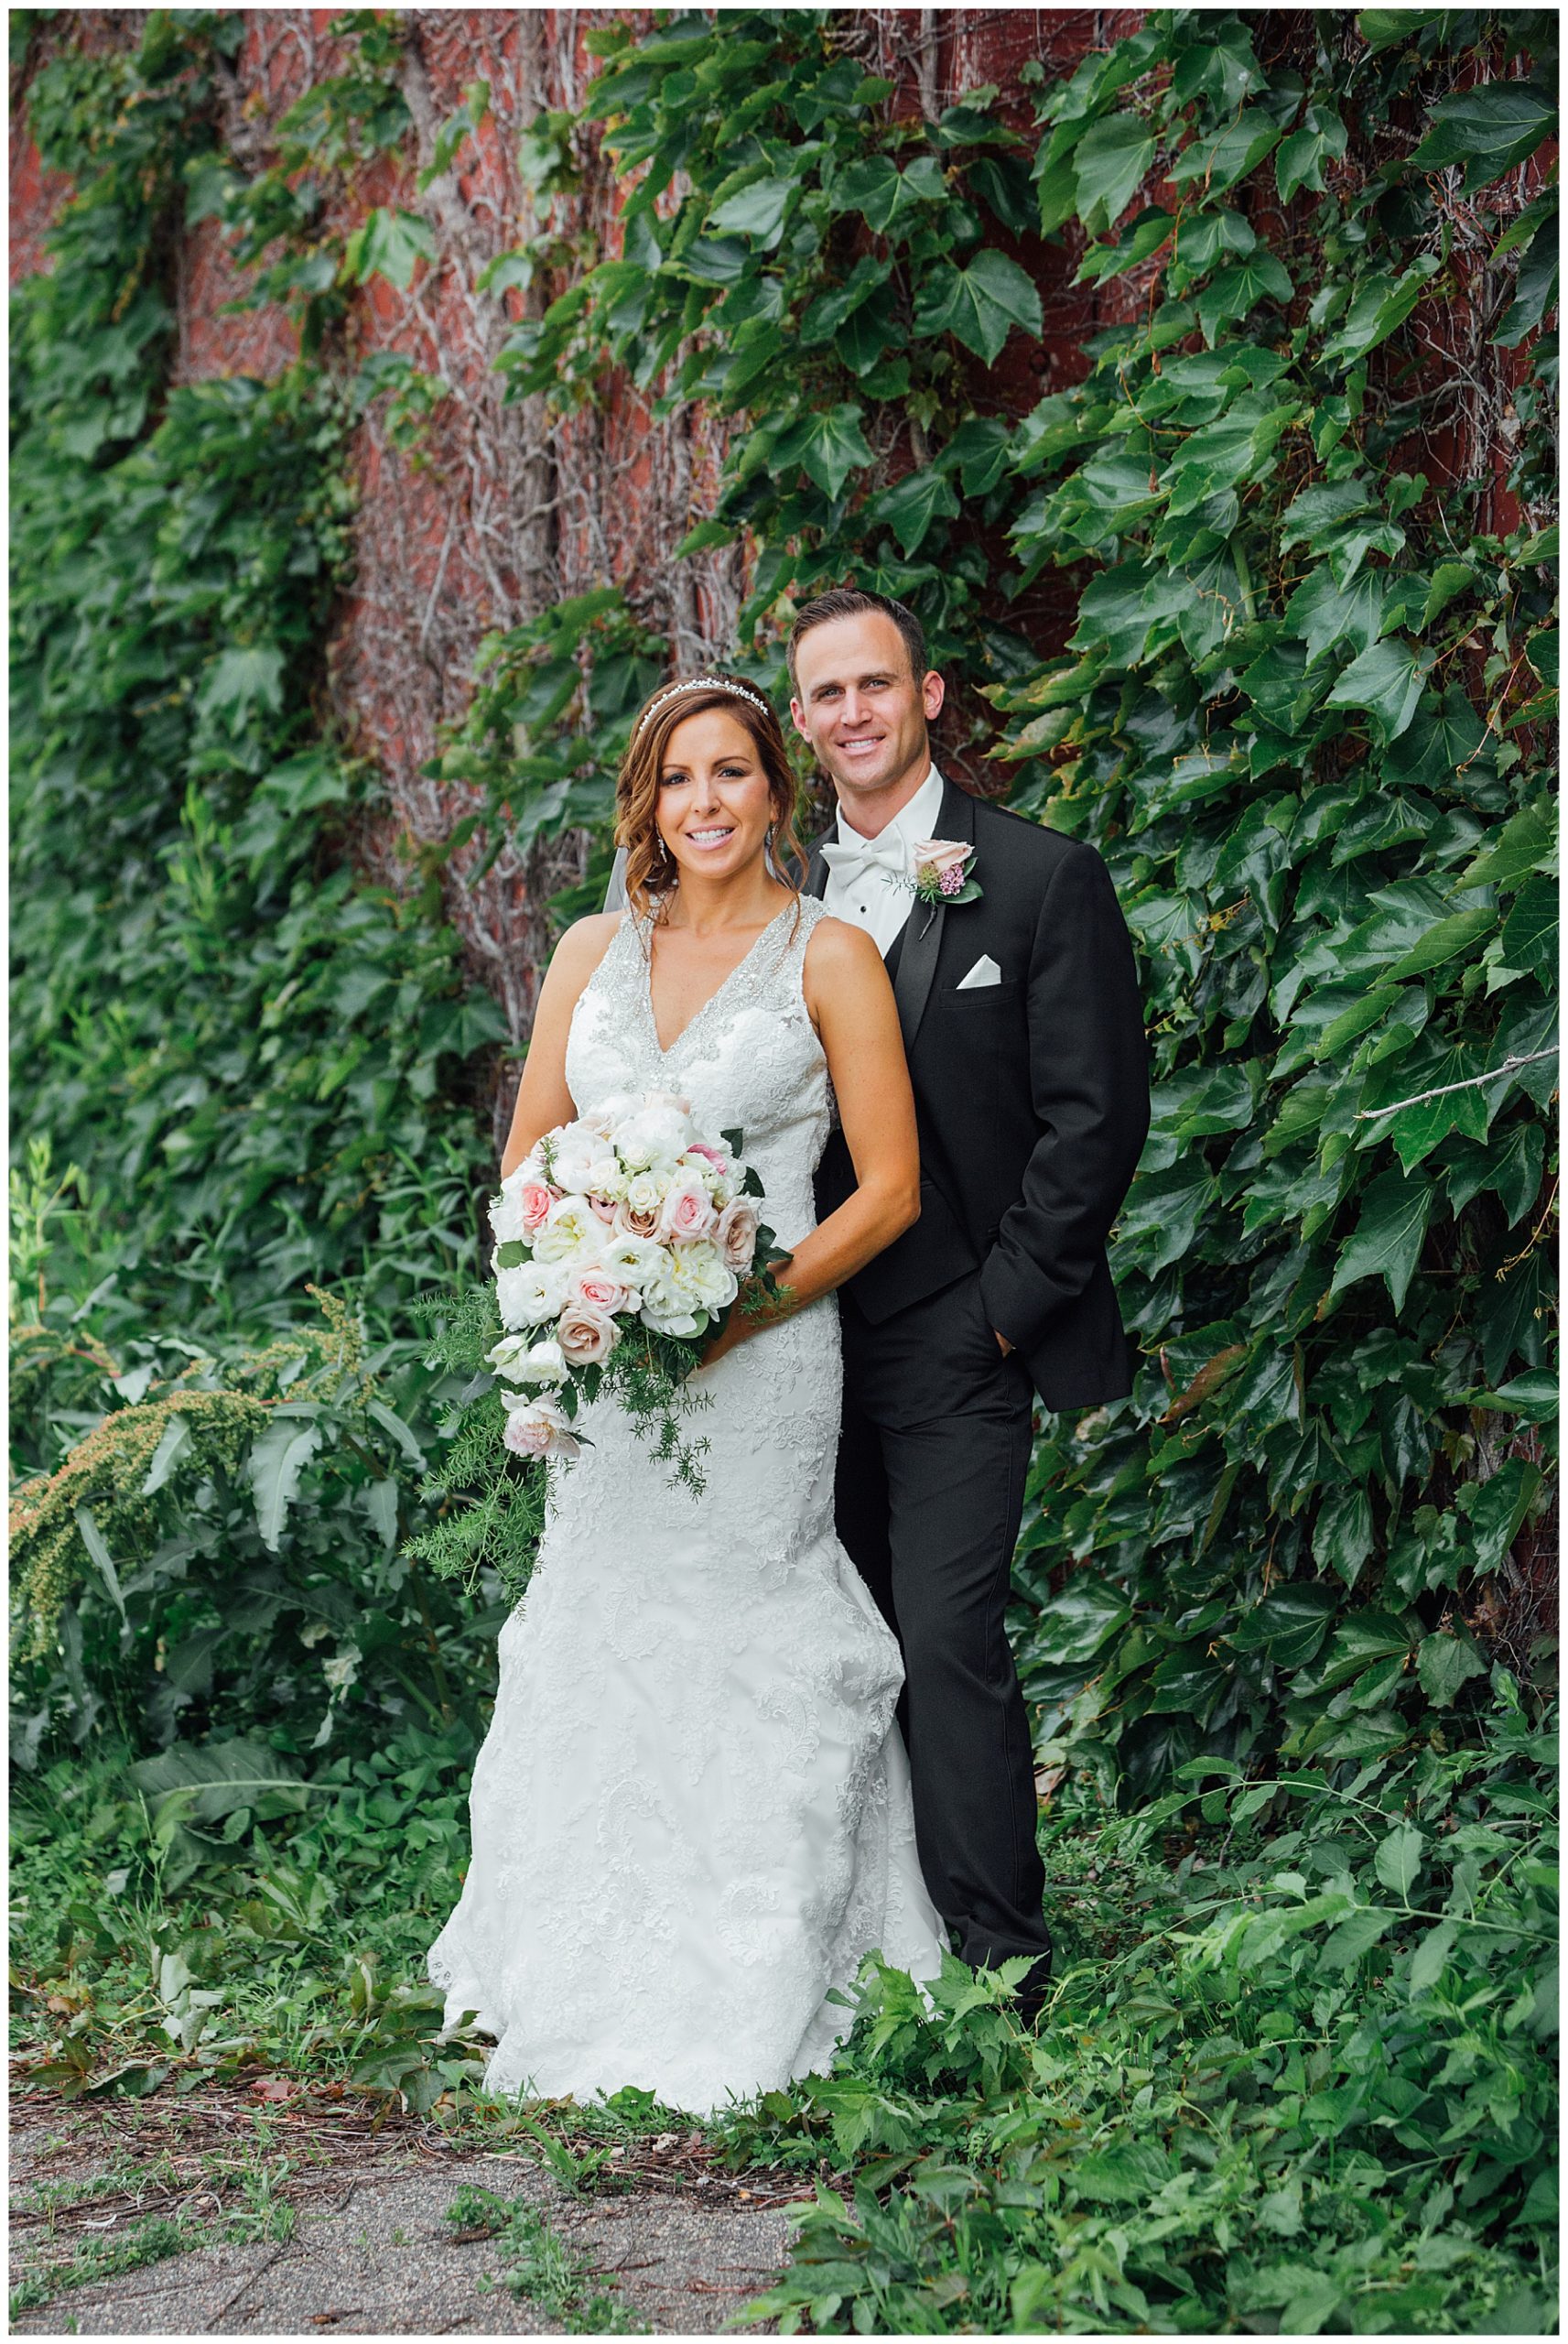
xmin=428 ymin=895 xmax=946 ymax=2113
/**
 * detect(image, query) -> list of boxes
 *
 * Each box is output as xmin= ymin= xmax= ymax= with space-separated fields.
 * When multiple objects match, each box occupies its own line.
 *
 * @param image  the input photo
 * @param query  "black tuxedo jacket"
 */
xmin=809 ymin=776 xmax=1150 ymax=1412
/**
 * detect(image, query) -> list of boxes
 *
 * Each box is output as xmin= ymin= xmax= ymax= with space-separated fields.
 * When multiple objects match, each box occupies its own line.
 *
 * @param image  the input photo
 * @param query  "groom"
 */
xmin=793 ymin=589 xmax=1149 ymax=2018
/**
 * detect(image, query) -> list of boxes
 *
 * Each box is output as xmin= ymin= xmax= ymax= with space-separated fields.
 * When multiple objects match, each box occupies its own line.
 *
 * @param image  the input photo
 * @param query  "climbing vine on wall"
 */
xmin=420 ymin=6 xmax=1559 ymax=1791
xmin=10 ymin=5 xmax=1558 ymax=1788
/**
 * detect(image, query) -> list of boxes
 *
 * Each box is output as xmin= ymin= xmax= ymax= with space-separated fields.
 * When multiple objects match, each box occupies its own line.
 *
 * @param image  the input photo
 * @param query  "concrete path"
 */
xmin=11 ymin=2097 xmax=797 ymax=2335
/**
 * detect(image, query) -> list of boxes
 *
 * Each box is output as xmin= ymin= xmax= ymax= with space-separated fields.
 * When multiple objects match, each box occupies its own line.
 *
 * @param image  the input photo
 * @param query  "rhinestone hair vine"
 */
xmin=636 ymin=677 xmax=771 ymax=734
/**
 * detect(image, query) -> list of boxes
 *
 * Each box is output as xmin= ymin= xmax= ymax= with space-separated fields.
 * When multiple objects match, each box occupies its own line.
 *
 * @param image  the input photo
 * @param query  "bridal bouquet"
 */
xmin=404 ymin=1091 xmax=789 ymax=1600
xmin=484 ymin=1090 xmax=790 ymax=1464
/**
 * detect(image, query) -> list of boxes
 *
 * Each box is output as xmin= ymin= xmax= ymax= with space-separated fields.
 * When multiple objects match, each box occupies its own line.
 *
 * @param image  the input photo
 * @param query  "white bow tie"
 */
xmin=820 ymin=830 xmax=908 ymax=888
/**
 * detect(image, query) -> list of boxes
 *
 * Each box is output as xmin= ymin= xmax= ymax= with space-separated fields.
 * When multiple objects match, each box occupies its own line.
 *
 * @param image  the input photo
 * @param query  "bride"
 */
xmin=428 ymin=672 xmax=948 ymax=2113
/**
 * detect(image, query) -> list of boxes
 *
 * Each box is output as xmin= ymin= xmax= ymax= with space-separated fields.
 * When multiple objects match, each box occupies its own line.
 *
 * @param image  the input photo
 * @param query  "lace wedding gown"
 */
xmin=428 ymin=895 xmax=946 ymax=2113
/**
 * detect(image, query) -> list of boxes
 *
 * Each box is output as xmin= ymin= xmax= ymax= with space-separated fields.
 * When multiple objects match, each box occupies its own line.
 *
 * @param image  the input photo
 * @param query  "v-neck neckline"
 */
xmin=643 ymin=901 xmax=794 ymax=1060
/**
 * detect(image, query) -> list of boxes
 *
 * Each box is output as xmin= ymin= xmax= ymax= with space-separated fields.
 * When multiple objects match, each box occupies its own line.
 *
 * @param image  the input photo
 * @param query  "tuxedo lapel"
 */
xmin=890 ymin=776 xmax=975 ymax=1055
xmin=804 ymin=835 xmax=830 ymax=900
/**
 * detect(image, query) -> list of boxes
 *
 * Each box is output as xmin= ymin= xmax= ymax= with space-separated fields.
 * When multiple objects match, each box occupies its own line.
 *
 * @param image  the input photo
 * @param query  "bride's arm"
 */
xmin=498 ymin=914 xmax=622 ymax=1178
xmin=704 ymin=915 xmax=919 ymax=1362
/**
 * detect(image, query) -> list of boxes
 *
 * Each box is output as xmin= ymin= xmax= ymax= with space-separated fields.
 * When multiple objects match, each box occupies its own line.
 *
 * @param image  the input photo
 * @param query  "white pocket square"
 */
xmin=956 ymin=954 xmax=1002 ymax=990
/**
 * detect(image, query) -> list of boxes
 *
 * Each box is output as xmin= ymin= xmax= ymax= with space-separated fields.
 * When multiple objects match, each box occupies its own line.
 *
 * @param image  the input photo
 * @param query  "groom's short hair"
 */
xmin=786 ymin=589 xmax=926 ymax=689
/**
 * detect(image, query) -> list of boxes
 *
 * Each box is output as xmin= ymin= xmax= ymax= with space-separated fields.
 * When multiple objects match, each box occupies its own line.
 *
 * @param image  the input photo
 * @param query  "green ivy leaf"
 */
xmin=1319 ymin=256 xmax=1441 ymax=368
xmin=1074 ymin=206 xmax=1174 ymax=286
xmin=1313 ymin=1482 xmax=1375 ymax=1590
xmin=1195 ymin=251 xmax=1293 ymax=343
xmin=863 ymin=466 xmax=961 ymax=556
xmin=1452 ymin=800 xmax=1555 ymax=895
xmin=1416 ymin=1633 xmax=1487 ymax=1707
xmin=1494 ymin=233 xmax=1559 ymax=346
xmin=1030 ymin=1575 xmax=1131 ymax=1666
xmin=341 ymin=206 xmax=437 ymax=290
xmin=708 ymin=174 xmax=795 ymax=244
xmin=1410 ymin=79 xmax=1556 ymax=190
xmin=1324 ymin=635 xmax=1433 ymax=742
xmin=1070 ymin=113 xmax=1155 ymax=233
xmin=773 ymin=403 xmax=874 ymax=499
xmin=196 ymin=646 xmax=287 ymax=734
xmin=1275 ymin=102 xmax=1348 ymax=203
xmin=1170 ymin=107 xmax=1281 ymax=198
xmin=913 ymin=249 xmax=1043 ymax=362
xmin=1497 ymin=875 xmax=1557 ymax=977
xmin=832 ymin=153 xmax=946 ymax=234
xmin=1329 ymin=1168 xmax=1433 ymax=1312
xmin=1384 ymin=906 xmax=1497 ymax=980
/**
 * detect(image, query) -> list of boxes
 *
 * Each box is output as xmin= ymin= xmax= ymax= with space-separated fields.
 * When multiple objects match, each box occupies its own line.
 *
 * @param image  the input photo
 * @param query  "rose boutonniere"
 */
xmin=911 ymin=838 xmax=981 ymax=907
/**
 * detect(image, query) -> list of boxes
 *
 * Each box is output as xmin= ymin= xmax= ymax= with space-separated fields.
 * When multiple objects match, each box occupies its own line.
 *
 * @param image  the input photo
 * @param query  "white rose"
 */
xmin=637 ymin=1253 xmax=708 ymax=1338
xmin=486 ymin=1333 xmax=568 ymax=1387
xmin=639 ymin=1285 xmax=707 ymax=1339
xmin=585 ymin=1150 xmax=625 ymax=1200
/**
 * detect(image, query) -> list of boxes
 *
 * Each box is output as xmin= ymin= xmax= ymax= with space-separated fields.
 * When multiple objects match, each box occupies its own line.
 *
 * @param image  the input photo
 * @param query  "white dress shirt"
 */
xmin=820 ymin=764 xmax=947 ymax=960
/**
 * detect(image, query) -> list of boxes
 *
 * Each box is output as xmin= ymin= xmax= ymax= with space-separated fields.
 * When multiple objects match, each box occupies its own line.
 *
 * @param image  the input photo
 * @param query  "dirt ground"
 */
xmin=10 ymin=2083 xmax=806 ymax=2335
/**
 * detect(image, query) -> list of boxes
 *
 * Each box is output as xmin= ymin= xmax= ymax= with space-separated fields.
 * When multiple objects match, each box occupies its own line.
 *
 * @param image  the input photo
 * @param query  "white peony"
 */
xmin=501 ymin=1390 xmax=580 ymax=1460
xmin=489 ymin=1177 xmax=528 ymax=1247
xmin=534 ymin=1195 xmax=609 ymax=1264
xmin=599 ymin=1232 xmax=665 ymax=1291
xmin=546 ymin=1121 xmax=606 ymax=1195
xmin=674 ymin=1238 xmax=739 ymax=1313
xmin=617 ymin=1097 xmax=697 ymax=1174
xmin=495 ymin=1258 xmax=570 ymax=1331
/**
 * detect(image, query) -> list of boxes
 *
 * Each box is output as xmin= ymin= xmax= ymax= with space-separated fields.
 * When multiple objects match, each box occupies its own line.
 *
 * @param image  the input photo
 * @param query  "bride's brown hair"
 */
xmin=616 ymin=676 xmax=807 ymax=919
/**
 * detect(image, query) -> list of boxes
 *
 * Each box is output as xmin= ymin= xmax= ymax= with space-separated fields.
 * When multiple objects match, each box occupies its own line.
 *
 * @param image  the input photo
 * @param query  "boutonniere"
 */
xmin=910 ymin=839 xmax=981 ymax=912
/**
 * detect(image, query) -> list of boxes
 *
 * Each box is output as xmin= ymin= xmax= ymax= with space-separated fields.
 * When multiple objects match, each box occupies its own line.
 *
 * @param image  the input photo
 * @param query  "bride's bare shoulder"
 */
xmin=536 ymin=912 xmax=624 ymax=1011
xmin=554 ymin=910 xmax=623 ymax=971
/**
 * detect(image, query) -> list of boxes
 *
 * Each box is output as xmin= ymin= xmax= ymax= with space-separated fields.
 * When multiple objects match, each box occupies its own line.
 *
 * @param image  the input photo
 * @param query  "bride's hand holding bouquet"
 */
xmin=485 ymin=1086 xmax=790 ymax=1460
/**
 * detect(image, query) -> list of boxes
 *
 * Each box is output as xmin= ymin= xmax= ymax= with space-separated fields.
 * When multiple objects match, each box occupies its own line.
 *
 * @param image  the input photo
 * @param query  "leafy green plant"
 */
xmin=984 ymin=8 xmax=1558 ymax=1794
xmin=727 ymin=1693 xmax=1556 ymax=2335
xmin=11 ymin=11 xmax=506 ymax=1354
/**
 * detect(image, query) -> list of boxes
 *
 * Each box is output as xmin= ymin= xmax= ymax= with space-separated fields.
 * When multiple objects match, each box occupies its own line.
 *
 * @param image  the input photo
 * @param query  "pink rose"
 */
xmin=615 ymin=1196 xmax=662 ymax=1241
xmin=557 ymin=1303 xmax=620 ymax=1366
xmin=502 ymin=1394 xmax=579 ymax=1460
xmin=518 ymin=1180 xmax=556 ymax=1233
xmin=912 ymin=837 xmax=972 ymax=877
xmin=569 ymin=1264 xmax=633 ymax=1318
xmin=659 ymin=1179 xmax=717 ymax=1243
xmin=588 ymin=1195 xmax=618 ymax=1222
xmin=714 ymin=1199 xmax=760 ymax=1274
xmin=687 ymin=1143 xmax=730 ymax=1175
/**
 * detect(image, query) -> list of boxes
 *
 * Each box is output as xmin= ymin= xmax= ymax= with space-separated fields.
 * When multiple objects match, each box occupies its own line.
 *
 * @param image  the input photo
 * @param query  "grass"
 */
xmin=446 ymin=2183 xmax=643 ymax=2333
xmin=8 ymin=2135 xmax=300 ymax=2318
xmin=10 ymin=1712 xmax=1558 ymax=2334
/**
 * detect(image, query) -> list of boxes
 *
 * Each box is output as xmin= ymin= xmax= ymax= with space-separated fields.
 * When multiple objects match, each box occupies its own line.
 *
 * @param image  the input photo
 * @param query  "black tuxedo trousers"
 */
xmin=835 ymin=1271 xmax=1046 ymax=1969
